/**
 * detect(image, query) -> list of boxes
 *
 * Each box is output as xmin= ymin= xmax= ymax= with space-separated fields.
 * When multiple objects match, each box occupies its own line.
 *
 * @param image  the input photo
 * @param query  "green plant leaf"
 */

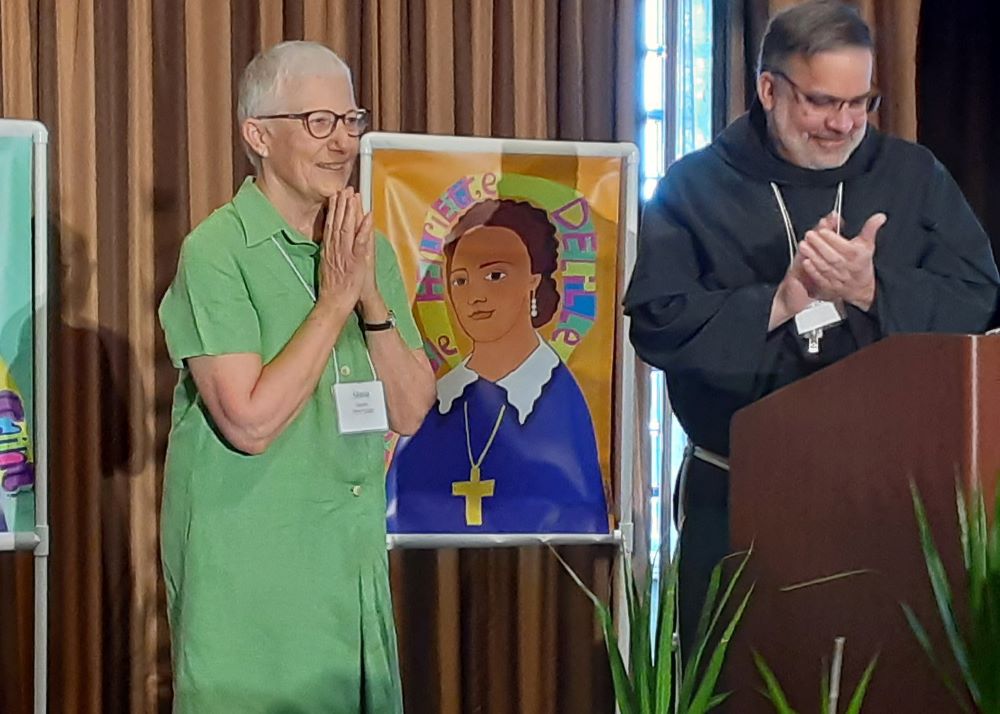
xmin=901 ymin=603 xmax=972 ymax=713
xmin=971 ymin=487 xmax=1000 ymax=710
xmin=968 ymin=489 xmax=995 ymax=710
xmin=778 ymin=569 xmax=874 ymax=593
xmin=911 ymin=481 xmax=1000 ymax=713
xmin=677 ymin=556 xmax=724 ymax=710
xmin=691 ymin=555 xmax=724 ymax=653
xmin=629 ymin=553 xmax=654 ymax=713
xmin=624 ymin=552 xmax=640 ymax=673
xmin=843 ymin=654 xmax=879 ymax=714
xmin=705 ymin=691 xmax=731 ymax=711
xmin=679 ymin=548 xmax=752 ymax=710
xmin=956 ymin=481 xmax=971 ymax=572
xmin=752 ymin=651 xmax=798 ymax=714
xmin=654 ymin=552 xmax=677 ymax=714
xmin=674 ymin=623 xmax=684 ymax=714
xmin=909 ymin=481 xmax=979 ymax=703
xmin=972 ymin=488 xmax=988 ymax=586
xmin=601 ymin=609 xmax=639 ymax=714
xmin=686 ymin=582 xmax=755 ymax=713
xmin=966 ymin=487 xmax=986 ymax=633
xmin=550 ymin=547 xmax=638 ymax=714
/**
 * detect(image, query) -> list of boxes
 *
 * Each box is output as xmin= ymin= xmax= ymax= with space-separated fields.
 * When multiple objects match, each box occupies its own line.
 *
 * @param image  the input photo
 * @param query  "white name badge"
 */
xmin=794 ymin=300 xmax=844 ymax=335
xmin=333 ymin=381 xmax=389 ymax=434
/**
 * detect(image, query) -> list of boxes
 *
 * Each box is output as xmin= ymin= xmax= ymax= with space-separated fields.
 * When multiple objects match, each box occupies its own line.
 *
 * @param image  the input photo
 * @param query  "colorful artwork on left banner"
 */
xmin=0 ymin=135 xmax=36 ymax=533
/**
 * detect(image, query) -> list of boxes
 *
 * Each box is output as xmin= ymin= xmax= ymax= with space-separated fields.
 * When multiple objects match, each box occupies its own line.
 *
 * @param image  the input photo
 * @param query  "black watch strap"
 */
xmin=363 ymin=310 xmax=396 ymax=332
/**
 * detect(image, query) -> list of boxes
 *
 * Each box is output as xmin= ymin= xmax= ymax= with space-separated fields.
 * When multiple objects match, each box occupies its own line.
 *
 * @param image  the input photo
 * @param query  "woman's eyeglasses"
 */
xmin=255 ymin=108 xmax=370 ymax=139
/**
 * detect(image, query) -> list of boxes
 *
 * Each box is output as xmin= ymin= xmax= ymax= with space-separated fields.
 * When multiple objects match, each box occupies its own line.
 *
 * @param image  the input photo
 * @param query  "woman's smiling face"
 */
xmin=447 ymin=226 xmax=541 ymax=344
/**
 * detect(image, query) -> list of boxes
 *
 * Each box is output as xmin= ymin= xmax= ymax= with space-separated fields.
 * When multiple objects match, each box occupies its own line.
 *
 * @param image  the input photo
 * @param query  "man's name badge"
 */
xmin=333 ymin=381 xmax=389 ymax=434
xmin=794 ymin=300 xmax=845 ymax=354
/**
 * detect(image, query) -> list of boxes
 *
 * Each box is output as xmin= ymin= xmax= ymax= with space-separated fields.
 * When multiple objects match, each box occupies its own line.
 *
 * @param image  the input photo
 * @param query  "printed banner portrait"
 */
xmin=367 ymin=138 xmax=630 ymax=535
xmin=0 ymin=135 xmax=36 ymax=534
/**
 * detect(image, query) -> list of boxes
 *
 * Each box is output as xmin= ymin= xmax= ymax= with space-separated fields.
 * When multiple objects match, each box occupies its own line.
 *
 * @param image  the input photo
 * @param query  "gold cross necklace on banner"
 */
xmin=452 ymin=401 xmax=506 ymax=526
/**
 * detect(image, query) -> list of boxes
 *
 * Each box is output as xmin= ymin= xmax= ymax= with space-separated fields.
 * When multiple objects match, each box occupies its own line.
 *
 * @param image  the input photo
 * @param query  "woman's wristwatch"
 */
xmin=362 ymin=310 xmax=396 ymax=332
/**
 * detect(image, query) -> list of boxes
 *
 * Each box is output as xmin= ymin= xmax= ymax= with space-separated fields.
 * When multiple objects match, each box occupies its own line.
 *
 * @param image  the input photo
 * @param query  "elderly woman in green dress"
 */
xmin=158 ymin=41 xmax=434 ymax=713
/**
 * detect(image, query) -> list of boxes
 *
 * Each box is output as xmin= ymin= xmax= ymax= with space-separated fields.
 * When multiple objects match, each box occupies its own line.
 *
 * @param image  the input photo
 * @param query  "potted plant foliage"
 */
xmin=904 ymin=481 xmax=1000 ymax=713
xmin=753 ymin=637 xmax=878 ymax=714
xmin=552 ymin=544 xmax=752 ymax=714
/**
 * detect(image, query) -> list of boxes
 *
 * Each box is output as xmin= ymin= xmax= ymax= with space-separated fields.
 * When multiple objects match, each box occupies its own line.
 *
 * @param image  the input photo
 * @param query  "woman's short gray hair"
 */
xmin=237 ymin=41 xmax=354 ymax=169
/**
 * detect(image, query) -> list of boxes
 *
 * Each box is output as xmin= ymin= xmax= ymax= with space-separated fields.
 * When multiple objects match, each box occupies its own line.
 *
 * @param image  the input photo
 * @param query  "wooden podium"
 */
xmin=725 ymin=334 xmax=1000 ymax=713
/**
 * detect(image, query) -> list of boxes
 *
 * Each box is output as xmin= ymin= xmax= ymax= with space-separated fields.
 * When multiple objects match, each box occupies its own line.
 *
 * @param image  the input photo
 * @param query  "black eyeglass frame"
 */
xmin=254 ymin=108 xmax=371 ymax=139
xmin=766 ymin=69 xmax=882 ymax=115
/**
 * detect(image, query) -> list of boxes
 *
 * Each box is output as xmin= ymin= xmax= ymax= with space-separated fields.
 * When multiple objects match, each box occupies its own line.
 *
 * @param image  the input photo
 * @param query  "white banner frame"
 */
xmin=360 ymin=133 xmax=640 ymax=554
xmin=0 ymin=118 xmax=49 ymax=714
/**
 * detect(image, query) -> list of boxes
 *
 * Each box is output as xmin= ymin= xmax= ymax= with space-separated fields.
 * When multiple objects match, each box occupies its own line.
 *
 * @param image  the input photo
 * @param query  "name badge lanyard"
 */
xmin=770 ymin=181 xmax=846 ymax=354
xmin=271 ymin=236 xmax=389 ymax=435
xmin=270 ymin=235 xmax=378 ymax=380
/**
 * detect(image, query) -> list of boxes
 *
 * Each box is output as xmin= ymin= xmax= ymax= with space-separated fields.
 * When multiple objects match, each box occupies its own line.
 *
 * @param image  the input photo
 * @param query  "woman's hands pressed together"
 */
xmin=317 ymin=187 xmax=376 ymax=315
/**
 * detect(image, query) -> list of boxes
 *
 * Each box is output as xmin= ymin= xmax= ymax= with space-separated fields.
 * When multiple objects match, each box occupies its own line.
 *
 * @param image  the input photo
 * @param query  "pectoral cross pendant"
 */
xmin=452 ymin=464 xmax=496 ymax=526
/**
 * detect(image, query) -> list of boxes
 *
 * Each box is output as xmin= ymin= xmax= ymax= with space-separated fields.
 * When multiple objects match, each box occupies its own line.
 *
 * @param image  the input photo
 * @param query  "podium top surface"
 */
xmin=735 ymin=332 xmax=1000 ymax=420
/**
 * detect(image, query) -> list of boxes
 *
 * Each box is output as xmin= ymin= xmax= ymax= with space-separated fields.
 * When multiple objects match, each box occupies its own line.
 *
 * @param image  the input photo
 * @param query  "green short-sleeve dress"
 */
xmin=158 ymin=178 xmax=421 ymax=713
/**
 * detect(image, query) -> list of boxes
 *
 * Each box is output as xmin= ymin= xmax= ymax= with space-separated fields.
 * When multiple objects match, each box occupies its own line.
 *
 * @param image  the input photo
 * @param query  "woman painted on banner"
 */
xmin=388 ymin=198 xmax=608 ymax=533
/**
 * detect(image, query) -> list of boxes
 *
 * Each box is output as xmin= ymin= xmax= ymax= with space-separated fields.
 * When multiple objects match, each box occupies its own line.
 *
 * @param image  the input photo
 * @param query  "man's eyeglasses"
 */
xmin=769 ymin=70 xmax=881 ymax=117
xmin=255 ymin=108 xmax=370 ymax=139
